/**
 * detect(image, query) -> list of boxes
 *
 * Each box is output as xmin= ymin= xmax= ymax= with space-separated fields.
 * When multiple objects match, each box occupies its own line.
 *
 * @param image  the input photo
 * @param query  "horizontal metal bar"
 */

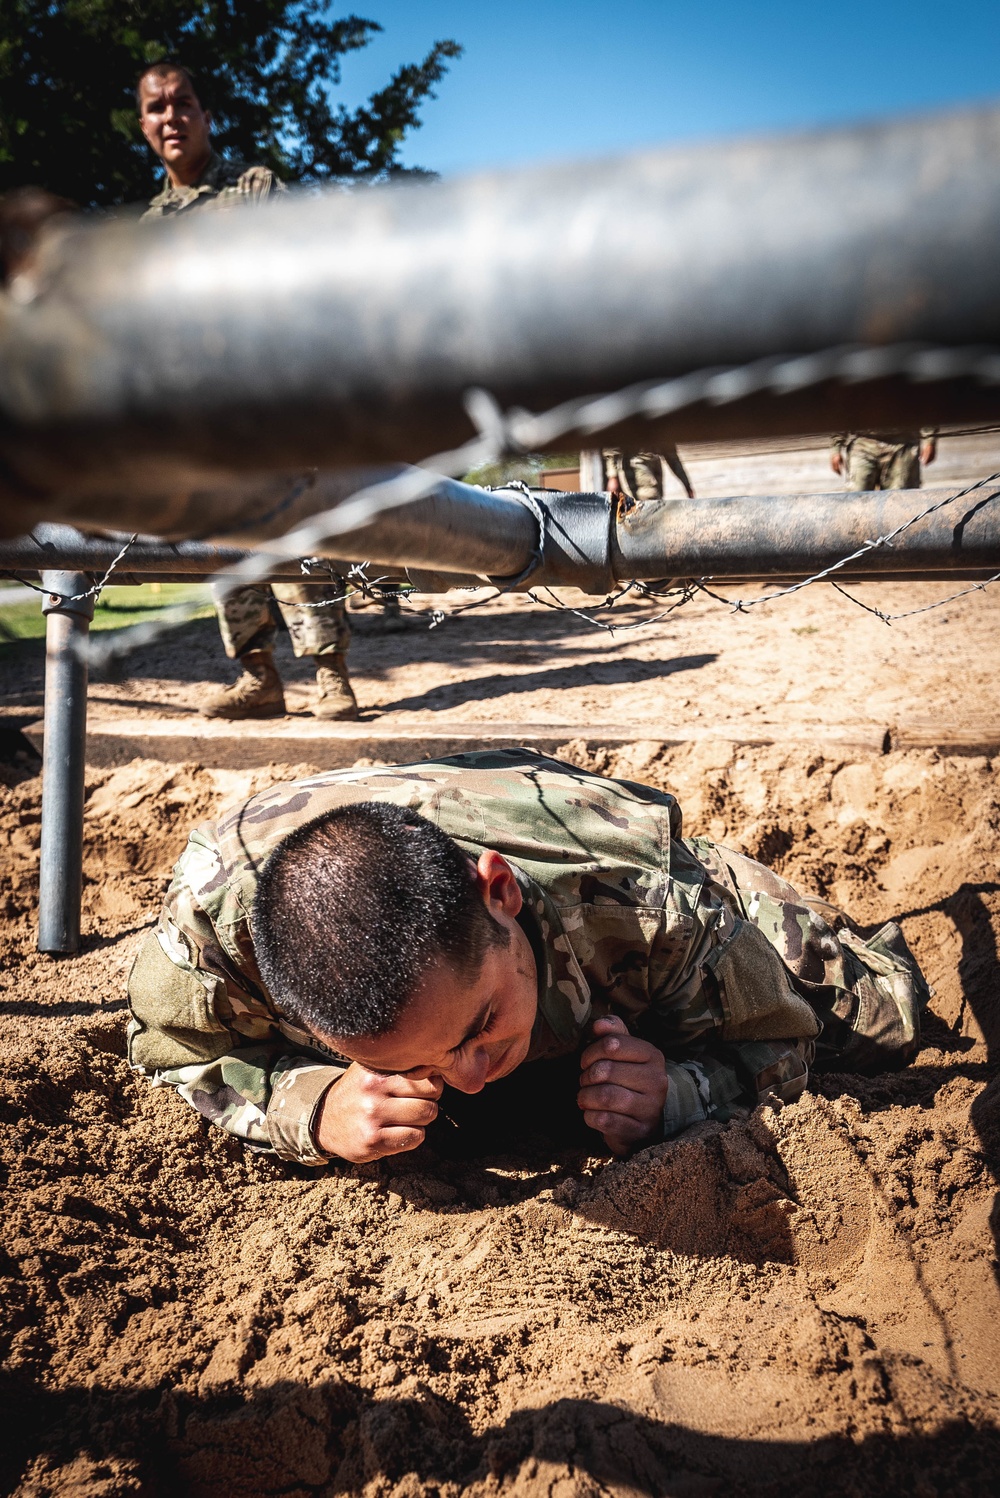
xmin=5 ymin=568 xmax=999 ymax=593
xmin=2 ymin=107 xmax=1000 ymax=535
xmin=3 ymin=487 xmax=999 ymax=598
xmin=612 ymin=487 xmax=1000 ymax=581
xmin=0 ymin=531 xmax=319 ymax=579
xmin=0 ymin=481 xmax=540 ymax=583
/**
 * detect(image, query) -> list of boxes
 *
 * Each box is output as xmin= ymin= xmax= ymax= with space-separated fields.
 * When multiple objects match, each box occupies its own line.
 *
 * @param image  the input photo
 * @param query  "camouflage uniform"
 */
xmin=601 ymin=448 xmax=694 ymax=502
xmin=127 ymin=750 xmax=928 ymax=1167
xmin=831 ymin=430 xmax=938 ymax=492
xmin=142 ymin=150 xmax=283 ymax=217
xmin=144 ymin=155 xmax=349 ymax=662
xmin=211 ymin=580 xmax=350 ymax=662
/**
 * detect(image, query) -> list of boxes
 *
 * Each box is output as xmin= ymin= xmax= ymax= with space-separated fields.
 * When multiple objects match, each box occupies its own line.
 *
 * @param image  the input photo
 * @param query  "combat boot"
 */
xmin=312 ymin=655 xmax=359 ymax=720
xmin=200 ymin=650 xmax=286 ymax=719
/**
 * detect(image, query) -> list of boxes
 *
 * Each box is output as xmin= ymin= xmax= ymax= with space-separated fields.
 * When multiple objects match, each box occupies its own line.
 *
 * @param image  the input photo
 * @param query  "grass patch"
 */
xmin=0 ymin=583 xmax=215 ymax=649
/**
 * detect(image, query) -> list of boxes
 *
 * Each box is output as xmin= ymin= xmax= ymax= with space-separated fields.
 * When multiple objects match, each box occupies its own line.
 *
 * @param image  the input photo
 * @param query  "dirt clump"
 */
xmin=1 ymin=746 xmax=998 ymax=1496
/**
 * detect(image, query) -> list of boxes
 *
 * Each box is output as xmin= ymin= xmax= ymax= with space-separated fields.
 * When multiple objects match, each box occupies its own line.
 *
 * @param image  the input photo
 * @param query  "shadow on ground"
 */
xmin=891 ymin=881 xmax=1000 ymax=1278
xmin=377 ymin=654 xmax=717 ymax=714
xmin=2 ymin=1376 xmax=996 ymax=1496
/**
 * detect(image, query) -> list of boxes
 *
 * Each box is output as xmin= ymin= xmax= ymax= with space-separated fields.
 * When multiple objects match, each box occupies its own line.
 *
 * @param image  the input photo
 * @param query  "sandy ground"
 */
xmin=1 ymin=734 xmax=998 ymax=1496
xmin=1 ymin=433 xmax=999 ymax=1494
xmin=3 ymin=574 xmax=1000 ymax=755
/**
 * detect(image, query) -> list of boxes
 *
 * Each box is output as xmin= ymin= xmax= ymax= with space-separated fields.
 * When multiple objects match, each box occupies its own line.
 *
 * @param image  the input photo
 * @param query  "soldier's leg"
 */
xmin=272 ymin=581 xmax=358 ymax=721
xmin=624 ymin=454 xmax=664 ymax=503
xmin=346 ymin=574 xmax=407 ymax=631
xmin=375 ymin=580 xmax=407 ymax=633
xmin=201 ymin=584 xmax=286 ymax=719
xmin=688 ymin=838 xmax=929 ymax=1075
xmin=846 ymin=440 xmax=881 ymax=491
xmin=884 ymin=444 xmax=921 ymax=490
xmin=663 ymin=446 xmax=695 ymax=498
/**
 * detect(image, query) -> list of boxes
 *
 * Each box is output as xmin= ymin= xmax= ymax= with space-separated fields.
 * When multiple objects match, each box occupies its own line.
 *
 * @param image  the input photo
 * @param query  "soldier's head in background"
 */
xmin=136 ymin=63 xmax=213 ymax=188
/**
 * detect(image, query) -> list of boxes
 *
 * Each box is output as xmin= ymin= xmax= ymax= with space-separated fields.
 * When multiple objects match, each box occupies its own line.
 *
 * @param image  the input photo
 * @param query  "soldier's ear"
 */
xmin=474 ymin=851 xmax=522 ymax=920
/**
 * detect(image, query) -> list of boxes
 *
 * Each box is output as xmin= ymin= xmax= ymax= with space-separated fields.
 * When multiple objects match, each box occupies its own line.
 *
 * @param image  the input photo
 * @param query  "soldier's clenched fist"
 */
xmin=577 ymin=1014 xmax=669 ymax=1156
xmin=315 ymin=1064 xmax=442 ymax=1162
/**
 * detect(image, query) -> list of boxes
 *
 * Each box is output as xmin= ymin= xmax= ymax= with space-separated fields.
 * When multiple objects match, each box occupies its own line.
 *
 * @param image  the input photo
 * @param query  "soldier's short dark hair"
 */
xmin=135 ymin=61 xmax=207 ymax=113
xmin=253 ymin=802 xmax=510 ymax=1040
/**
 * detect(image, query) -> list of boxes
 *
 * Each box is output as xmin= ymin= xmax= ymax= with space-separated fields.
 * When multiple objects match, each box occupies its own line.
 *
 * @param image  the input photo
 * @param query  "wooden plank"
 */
xmin=23 ymin=715 xmax=890 ymax=769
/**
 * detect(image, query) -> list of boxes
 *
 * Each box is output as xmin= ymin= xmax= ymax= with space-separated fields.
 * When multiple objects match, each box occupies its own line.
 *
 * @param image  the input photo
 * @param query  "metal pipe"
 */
xmin=612 ymin=487 xmax=1000 ymax=581
xmin=4 ymin=487 xmax=1000 ymax=595
xmin=0 ymin=478 xmax=539 ymax=578
xmin=37 ymin=571 xmax=94 ymax=955
xmin=0 ymin=526 xmax=319 ymax=577
xmin=2 ymin=106 xmax=1000 ymax=534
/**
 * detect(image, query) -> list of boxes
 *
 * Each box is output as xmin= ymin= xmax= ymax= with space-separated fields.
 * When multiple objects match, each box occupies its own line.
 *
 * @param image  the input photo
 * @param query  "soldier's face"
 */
xmin=139 ymin=72 xmax=212 ymax=176
xmin=330 ymin=852 xmax=539 ymax=1093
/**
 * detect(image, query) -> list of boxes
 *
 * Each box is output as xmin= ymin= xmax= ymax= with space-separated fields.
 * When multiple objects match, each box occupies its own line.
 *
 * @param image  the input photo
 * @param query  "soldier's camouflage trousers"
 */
xmin=847 ymin=437 xmax=921 ymax=492
xmin=211 ymin=581 xmax=351 ymax=660
xmin=688 ymin=838 xmax=930 ymax=1077
xmin=602 ymin=448 xmax=693 ymax=502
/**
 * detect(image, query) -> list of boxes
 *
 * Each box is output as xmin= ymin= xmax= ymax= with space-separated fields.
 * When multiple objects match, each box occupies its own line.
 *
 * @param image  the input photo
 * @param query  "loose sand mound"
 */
xmin=1 ymin=743 xmax=998 ymax=1496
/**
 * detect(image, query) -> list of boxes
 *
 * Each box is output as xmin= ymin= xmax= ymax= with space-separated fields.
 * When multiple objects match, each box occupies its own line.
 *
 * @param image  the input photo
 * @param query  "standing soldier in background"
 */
xmin=599 ymin=447 xmax=695 ymax=503
xmin=138 ymin=61 xmax=358 ymax=721
xmin=830 ymin=429 xmax=938 ymax=492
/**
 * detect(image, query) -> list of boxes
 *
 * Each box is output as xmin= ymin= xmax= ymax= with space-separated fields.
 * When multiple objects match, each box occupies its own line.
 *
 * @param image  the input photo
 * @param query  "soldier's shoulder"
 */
xmin=237 ymin=163 xmax=282 ymax=188
xmin=142 ymin=181 xmax=177 ymax=216
xmin=216 ymin=159 xmax=286 ymax=199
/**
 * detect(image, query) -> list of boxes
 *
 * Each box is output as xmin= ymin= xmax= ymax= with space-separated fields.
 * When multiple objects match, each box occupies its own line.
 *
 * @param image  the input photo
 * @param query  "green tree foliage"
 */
xmin=0 ymin=2 xmax=462 ymax=206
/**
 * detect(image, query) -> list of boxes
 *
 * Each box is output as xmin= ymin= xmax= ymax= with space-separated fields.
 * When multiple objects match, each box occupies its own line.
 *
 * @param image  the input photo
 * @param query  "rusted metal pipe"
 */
xmin=611 ymin=487 xmax=1000 ymax=582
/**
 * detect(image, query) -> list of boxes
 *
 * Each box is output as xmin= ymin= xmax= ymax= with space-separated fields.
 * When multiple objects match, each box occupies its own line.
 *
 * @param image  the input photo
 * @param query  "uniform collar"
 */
xmin=149 ymin=149 xmax=225 ymax=207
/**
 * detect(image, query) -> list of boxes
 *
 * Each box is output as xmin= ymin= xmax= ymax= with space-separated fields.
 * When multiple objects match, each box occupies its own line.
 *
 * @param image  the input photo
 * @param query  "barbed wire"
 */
xmin=5 ymin=338 xmax=998 ymax=666
xmin=828 ymin=572 xmax=1000 ymax=624
xmin=10 ymin=533 xmax=139 ymax=605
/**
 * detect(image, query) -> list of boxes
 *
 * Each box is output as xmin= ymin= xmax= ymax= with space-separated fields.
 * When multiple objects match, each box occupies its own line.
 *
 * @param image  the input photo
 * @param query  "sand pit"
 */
xmin=1 ymin=739 xmax=998 ymax=1496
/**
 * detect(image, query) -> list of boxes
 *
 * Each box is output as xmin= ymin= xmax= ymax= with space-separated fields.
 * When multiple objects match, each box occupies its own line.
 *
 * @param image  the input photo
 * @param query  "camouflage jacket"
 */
xmin=127 ymin=751 xmax=855 ymax=1167
xmin=142 ymin=151 xmax=284 ymax=218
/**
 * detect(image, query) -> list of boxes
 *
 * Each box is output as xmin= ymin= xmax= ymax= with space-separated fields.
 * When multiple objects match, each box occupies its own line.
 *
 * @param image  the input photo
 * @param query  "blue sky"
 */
xmin=331 ymin=1 xmax=1000 ymax=176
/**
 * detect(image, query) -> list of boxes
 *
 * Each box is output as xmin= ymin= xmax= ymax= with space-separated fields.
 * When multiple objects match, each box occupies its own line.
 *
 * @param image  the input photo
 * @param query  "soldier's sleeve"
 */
xmin=830 ymin=432 xmax=848 ymax=455
xmin=237 ymin=166 xmax=286 ymax=205
xmin=127 ymin=829 xmax=345 ymax=1166
xmin=647 ymin=869 xmax=821 ymax=1136
xmin=662 ymin=1039 xmax=812 ymax=1136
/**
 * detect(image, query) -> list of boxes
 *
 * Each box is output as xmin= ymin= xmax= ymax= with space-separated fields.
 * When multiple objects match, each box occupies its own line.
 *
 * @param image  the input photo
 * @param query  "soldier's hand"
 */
xmin=830 ymin=451 xmax=844 ymax=475
xmin=606 ymin=474 xmax=622 ymax=496
xmin=920 ymin=440 xmax=937 ymax=466
xmin=314 ymin=1063 xmax=442 ymax=1163
xmin=577 ymin=1014 xmax=668 ymax=1156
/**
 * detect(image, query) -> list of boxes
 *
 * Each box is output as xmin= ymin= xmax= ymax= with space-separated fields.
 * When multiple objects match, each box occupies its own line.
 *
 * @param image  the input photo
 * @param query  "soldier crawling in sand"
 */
xmin=127 ymin=751 xmax=928 ymax=1167
xmin=137 ymin=59 xmax=359 ymax=722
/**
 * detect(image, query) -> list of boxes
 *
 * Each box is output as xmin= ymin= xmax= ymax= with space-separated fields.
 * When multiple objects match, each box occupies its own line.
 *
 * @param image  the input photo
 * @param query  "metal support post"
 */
xmin=579 ymin=451 xmax=606 ymax=494
xmin=38 ymin=571 xmax=94 ymax=954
